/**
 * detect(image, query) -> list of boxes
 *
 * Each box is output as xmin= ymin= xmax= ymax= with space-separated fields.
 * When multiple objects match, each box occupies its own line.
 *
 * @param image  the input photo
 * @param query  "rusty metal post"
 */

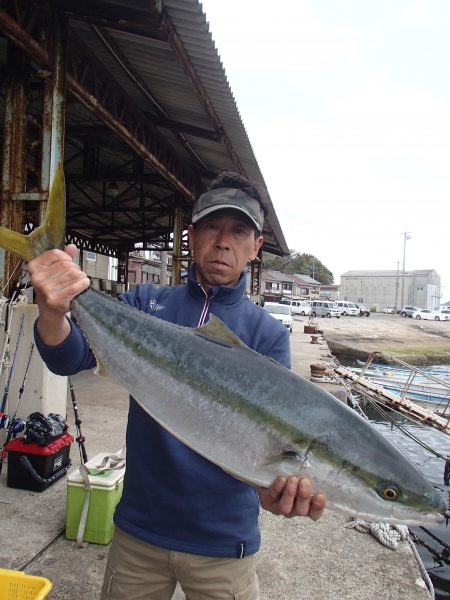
xmin=48 ymin=12 xmax=67 ymax=188
xmin=117 ymin=251 xmax=128 ymax=287
xmin=172 ymin=206 xmax=185 ymax=286
xmin=0 ymin=43 xmax=29 ymax=294
xmin=37 ymin=11 xmax=67 ymax=229
xmin=250 ymin=254 xmax=262 ymax=297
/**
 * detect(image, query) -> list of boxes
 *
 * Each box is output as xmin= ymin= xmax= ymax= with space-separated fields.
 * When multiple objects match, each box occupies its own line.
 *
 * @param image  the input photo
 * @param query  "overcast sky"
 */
xmin=200 ymin=0 xmax=450 ymax=303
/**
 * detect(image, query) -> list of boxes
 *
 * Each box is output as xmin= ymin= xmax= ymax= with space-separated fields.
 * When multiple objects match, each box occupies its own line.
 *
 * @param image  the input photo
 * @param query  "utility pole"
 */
xmin=395 ymin=260 xmax=400 ymax=311
xmin=400 ymin=232 xmax=411 ymax=310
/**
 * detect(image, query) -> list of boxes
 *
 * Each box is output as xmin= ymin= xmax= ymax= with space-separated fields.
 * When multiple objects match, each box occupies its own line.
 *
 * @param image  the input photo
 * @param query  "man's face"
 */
xmin=188 ymin=209 xmax=263 ymax=291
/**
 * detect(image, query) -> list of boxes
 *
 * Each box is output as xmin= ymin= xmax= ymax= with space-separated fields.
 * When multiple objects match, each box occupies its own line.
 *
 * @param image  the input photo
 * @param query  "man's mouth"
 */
xmin=210 ymin=259 xmax=230 ymax=268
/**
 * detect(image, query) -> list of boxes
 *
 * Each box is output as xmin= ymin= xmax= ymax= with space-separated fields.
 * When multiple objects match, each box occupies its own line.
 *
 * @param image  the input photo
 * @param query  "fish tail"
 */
xmin=0 ymin=228 xmax=36 ymax=262
xmin=0 ymin=164 xmax=66 ymax=261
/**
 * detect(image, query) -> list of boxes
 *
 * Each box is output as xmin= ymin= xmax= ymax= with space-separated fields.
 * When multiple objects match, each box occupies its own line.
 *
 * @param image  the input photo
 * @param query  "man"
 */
xmin=29 ymin=172 xmax=325 ymax=599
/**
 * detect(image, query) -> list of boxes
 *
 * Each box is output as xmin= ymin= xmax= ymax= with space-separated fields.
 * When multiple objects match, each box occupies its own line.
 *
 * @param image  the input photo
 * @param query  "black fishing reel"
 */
xmin=0 ymin=413 xmax=25 ymax=435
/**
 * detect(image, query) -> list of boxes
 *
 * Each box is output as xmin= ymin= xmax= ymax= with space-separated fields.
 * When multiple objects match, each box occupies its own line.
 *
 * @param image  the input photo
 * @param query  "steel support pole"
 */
xmin=400 ymin=232 xmax=411 ymax=311
xmin=48 ymin=14 xmax=67 ymax=189
xmin=250 ymin=256 xmax=262 ymax=298
xmin=172 ymin=206 xmax=184 ymax=286
xmin=0 ymin=43 xmax=28 ymax=295
xmin=117 ymin=251 xmax=127 ymax=286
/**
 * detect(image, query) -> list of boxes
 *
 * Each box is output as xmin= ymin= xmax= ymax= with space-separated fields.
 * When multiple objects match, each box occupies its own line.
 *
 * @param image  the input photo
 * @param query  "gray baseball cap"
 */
xmin=191 ymin=188 xmax=265 ymax=232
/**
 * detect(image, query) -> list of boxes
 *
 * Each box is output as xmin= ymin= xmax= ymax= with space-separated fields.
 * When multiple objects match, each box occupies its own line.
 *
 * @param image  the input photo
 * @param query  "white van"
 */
xmin=263 ymin=302 xmax=293 ymax=332
xmin=280 ymin=299 xmax=311 ymax=316
xmin=310 ymin=300 xmax=340 ymax=318
xmin=335 ymin=301 xmax=359 ymax=316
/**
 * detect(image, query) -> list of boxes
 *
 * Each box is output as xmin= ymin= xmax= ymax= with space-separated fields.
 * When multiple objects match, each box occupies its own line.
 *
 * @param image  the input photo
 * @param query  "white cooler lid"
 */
xmin=68 ymin=450 xmax=125 ymax=488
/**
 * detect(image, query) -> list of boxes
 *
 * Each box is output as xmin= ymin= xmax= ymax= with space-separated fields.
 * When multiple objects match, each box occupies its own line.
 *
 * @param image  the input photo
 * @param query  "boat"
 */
xmin=356 ymin=359 xmax=450 ymax=379
xmin=359 ymin=375 xmax=449 ymax=402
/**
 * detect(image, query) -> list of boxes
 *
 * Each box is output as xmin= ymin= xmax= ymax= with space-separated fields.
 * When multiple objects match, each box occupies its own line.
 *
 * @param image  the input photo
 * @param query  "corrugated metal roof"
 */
xmin=0 ymin=0 xmax=288 ymax=256
xmin=294 ymin=273 xmax=321 ymax=285
xmin=262 ymin=270 xmax=293 ymax=283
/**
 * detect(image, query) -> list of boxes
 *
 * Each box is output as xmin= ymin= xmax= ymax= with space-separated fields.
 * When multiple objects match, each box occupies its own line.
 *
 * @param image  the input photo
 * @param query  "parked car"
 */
xmin=355 ymin=303 xmax=370 ymax=317
xmin=334 ymin=301 xmax=359 ymax=316
xmin=383 ymin=306 xmax=396 ymax=314
xmin=413 ymin=309 xmax=450 ymax=321
xmin=263 ymin=302 xmax=293 ymax=332
xmin=400 ymin=305 xmax=421 ymax=318
xmin=279 ymin=299 xmax=311 ymax=316
xmin=310 ymin=300 xmax=340 ymax=318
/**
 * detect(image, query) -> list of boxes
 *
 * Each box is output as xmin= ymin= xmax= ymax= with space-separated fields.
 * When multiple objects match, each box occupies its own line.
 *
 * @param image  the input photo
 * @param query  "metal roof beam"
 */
xmin=66 ymin=119 xmax=221 ymax=142
xmin=66 ymin=171 xmax=167 ymax=185
xmin=0 ymin=7 xmax=199 ymax=202
xmin=58 ymin=0 xmax=168 ymax=41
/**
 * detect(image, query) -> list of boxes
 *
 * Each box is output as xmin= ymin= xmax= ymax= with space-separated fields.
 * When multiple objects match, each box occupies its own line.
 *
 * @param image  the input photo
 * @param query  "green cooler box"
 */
xmin=66 ymin=451 xmax=125 ymax=544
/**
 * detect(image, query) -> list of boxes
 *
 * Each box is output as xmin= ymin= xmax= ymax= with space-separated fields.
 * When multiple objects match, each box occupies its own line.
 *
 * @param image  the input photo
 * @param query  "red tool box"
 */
xmin=6 ymin=433 xmax=73 ymax=492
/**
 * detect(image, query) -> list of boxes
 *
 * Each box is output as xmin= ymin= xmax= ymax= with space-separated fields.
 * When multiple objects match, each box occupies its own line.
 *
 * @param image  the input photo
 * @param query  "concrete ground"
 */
xmin=0 ymin=316 xmax=433 ymax=599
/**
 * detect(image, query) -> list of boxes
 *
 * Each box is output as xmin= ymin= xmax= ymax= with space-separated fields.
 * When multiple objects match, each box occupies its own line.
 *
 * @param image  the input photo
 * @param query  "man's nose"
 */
xmin=215 ymin=229 xmax=232 ymax=248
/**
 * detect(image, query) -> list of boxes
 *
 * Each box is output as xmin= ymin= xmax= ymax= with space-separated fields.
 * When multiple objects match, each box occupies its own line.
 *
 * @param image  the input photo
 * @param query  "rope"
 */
xmin=348 ymin=385 xmax=449 ymax=463
xmin=346 ymin=519 xmax=435 ymax=598
xmin=0 ymin=260 xmax=22 ymax=296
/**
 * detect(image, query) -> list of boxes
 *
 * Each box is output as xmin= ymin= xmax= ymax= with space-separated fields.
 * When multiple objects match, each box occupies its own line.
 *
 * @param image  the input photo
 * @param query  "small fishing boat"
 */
xmin=351 ymin=355 xmax=450 ymax=405
xmin=361 ymin=376 xmax=449 ymax=403
xmin=356 ymin=360 xmax=450 ymax=379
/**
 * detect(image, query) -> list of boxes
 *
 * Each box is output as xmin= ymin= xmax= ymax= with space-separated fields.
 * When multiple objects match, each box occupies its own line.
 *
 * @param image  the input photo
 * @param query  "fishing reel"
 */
xmin=0 ymin=413 xmax=25 ymax=435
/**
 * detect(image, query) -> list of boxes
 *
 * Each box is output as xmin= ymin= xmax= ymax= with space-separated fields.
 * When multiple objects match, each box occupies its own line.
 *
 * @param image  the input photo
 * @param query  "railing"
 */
xmin=357 ymin=351 xmax=450 ymax=425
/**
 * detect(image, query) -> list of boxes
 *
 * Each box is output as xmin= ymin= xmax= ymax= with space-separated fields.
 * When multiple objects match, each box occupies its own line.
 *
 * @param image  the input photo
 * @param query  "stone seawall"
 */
xmin=312 ymin=313 xmax=450 ymax=366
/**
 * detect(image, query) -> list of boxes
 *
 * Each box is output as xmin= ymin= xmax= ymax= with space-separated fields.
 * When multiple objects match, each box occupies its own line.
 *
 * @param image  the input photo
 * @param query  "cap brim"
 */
xmin=192 ymin=205 xmax=261 ymax=231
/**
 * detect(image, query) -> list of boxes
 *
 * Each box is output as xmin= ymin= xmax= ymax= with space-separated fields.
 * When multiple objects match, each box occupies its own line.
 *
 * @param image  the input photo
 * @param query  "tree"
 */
xmin=262 ymin=251 xmax=334 ymax=284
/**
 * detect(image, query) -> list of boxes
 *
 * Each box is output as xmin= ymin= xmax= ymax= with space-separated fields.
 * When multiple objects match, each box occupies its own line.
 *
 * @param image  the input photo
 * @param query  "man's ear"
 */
xmin=250 ymin=235 xmax=264 ymax=261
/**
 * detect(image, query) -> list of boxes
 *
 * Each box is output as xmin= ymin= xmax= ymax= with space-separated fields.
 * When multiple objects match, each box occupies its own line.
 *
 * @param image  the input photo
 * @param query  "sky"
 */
xmin=200 ymin=0 xmax=450 ymax=302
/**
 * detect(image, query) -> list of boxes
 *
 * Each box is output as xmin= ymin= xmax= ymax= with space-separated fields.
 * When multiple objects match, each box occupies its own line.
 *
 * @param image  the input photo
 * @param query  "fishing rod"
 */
xmin=0 ymin=312 xmax=25 ymax=416
xmin=68 ymin=377 xmax=88 ymax=464
xmin=0 ymin=343 xmax=34 ymax=474
xmin=0 ymin=264 xmax=26 ymax=377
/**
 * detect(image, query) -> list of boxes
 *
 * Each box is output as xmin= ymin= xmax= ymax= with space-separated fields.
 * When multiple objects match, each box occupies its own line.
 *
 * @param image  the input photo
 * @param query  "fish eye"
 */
xmin=376 ymin=482 xmax=401 ymax=501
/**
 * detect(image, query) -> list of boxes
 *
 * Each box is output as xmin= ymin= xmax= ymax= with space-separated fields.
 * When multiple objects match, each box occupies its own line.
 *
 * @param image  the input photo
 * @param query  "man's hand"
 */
xmin=27 ymin=244 xmax=90 ymax=346
xmin=258 ymin=477 xmax=325 ymax=521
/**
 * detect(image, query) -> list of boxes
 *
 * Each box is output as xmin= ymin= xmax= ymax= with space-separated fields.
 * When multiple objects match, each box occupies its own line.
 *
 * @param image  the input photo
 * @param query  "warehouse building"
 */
xmin=340 ymin=269 xmax=441 ymax=312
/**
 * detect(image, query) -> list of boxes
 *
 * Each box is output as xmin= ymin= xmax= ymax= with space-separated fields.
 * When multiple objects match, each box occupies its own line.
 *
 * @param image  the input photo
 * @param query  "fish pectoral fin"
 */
xmin=93 ymin=354 xmax=113 ymax=379
xmin=194 ymin=315 xmax=248 ymax=349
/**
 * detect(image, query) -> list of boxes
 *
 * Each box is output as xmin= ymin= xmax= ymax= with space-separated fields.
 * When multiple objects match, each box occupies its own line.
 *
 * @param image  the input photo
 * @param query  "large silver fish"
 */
xmin=0 ymin=168 xmax=446 ymax=525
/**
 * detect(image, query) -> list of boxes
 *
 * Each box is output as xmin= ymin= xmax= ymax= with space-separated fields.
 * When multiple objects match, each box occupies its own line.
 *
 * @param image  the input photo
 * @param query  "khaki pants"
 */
xmin=100 ymin=528 xmax=260 ymax=600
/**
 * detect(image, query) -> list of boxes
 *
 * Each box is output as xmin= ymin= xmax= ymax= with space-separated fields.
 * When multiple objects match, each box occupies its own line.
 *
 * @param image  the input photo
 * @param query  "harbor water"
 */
xmin=360 ymin=364 xmax=450 ymax=599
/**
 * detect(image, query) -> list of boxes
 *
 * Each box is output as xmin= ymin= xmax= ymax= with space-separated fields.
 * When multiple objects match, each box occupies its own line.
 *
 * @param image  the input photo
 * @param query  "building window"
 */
xmin=86 ymin=251 xmax=97 ymax=261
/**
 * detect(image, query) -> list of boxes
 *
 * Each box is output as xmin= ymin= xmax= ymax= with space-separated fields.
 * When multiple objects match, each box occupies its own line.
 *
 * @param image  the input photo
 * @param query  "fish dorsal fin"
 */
xmin=194 ymin=315 xmax=248 ymax=349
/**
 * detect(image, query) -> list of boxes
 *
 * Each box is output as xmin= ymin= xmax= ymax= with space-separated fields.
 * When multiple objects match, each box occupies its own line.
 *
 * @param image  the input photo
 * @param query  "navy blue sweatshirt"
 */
xmin=35 ymin=265 xmax=291 ymax=558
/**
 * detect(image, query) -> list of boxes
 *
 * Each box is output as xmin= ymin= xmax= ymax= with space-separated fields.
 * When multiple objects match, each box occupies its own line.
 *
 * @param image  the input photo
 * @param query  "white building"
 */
xmin=340 ymin=269 xmax=441 ymax=311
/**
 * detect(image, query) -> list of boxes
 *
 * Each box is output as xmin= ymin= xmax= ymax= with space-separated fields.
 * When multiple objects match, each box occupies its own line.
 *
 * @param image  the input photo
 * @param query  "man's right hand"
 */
xmin=27 ymin=244 xmax=90 ymax=346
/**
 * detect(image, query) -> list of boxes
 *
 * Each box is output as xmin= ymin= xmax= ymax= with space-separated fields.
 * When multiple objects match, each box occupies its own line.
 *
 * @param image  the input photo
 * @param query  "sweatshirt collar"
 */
xmin=187 ymin=264 xmax=247 ymax=303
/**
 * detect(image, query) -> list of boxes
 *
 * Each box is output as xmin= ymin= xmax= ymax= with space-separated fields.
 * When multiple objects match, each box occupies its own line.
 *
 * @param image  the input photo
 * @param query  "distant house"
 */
xmin=340 ymin=269 xmax=442 ymax=311
xmin=261 ymin=270 xmax=321 ymax=301
xmin=319 ymin=284 xmax=339 ymax=301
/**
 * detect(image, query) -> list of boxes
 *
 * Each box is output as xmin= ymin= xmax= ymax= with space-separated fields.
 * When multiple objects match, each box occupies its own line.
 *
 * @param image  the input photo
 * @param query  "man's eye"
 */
xmin=234 ymin=227 xmax=248 ymax=236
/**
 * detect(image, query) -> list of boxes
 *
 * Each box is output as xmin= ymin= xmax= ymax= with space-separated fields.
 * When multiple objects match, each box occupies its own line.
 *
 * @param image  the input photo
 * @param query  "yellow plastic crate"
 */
xmin=0 ymin=568 xmax=52 ymax=600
